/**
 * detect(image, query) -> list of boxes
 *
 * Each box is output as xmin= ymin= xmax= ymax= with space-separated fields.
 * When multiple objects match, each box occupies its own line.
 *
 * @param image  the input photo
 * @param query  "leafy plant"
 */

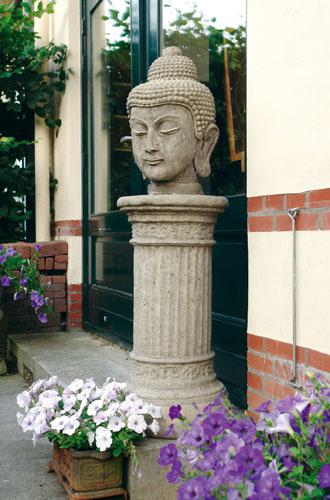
xmin=0 ymin=243 xmax=50 ymax=323
xmin=0 ymin=0 xmax=67 ymax=241
xmin=158 ymin=374 xmax=330 ymax=499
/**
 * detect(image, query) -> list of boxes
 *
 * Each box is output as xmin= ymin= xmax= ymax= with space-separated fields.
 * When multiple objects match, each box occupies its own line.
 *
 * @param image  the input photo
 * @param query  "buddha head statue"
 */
xmin=127 ymin=46 xmax=219 ymax=194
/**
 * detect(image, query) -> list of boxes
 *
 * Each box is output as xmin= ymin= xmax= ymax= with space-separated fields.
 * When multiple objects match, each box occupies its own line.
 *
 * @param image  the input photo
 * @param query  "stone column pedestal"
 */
xmin=118 ymin=194 xmax=228 ymax=428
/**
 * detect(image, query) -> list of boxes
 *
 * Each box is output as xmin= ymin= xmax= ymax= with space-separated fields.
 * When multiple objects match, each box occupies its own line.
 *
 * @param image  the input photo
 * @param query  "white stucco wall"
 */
xmin=52 ymin=0 xmax=82 ymax=222
xmin=248 ymin=231 xmax=330 ymax=355
xmin=51 ymin=0 xmax=82 ymax=284
xmin=247 ymin=0 xmax=330 ymax=356
xmin=247 ymin=0 xmax=330 ymax=197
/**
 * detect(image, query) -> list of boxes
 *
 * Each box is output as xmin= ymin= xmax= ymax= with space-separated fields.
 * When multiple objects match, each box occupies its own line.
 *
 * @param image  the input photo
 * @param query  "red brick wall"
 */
xmin=248 ymin=188 xmax=330 ymax=231
xmin=247 ymin=334 xmax=330 ymax=417
xmin=247 ymin=187 xmax=330 ymax=414
xmin=67 ymin=284 xmax=83 ymax=329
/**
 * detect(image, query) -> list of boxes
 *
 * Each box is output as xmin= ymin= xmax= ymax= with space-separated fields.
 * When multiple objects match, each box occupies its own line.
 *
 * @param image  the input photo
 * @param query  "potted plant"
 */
xmin=0 ymin=243 xmax=50 ymax=324
xmin=17 ymin=375 xmax=161 ymax=498
xmin=158 ymin=373 xmax=330 ymax=499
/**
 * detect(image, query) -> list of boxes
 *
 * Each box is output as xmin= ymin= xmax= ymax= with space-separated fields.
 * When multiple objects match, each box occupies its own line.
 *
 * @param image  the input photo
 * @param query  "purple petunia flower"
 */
xmin=19 ymin=277 xmax=29 ymax=286
xmin=158 ymin=443 xmax=178 ymax=467
xmin=166 ymin=460 xmax=183 ymax=483
xmin=216 ymin=432 xmax=245 ymax=465
xmin=1 ymin=275 xmax=12 ymax=287
xmin=231 ymin=418 xmax=256 ymax=443
xmin=186 ymin=423 xmax=206 ymax=447
xmin=255 ymin=399 xmax=272 ymax=413
xmin=255 ymin=467 xmax=281 ymax=497
xmin=0 ymin=254 xmax=7 ymax=264
xmin=30 ymin=290 xmax=45 ymax=308
xmin=318 ymin=464 xmax=330 ymax=488
xmin=236 ymin=445 xmax=265 ymax=475
xmin=34 ymin=243 xmax=42 ymax=252
xmin=5 ymin=247 xmax=16 ymax=257
xmin=202 ymin=412 xmax=229 ymax=439
xmin=37 ymin=312 xmax=48 ymax=324
xmin=197 ymin=450 xmax=218 ymax=472
xmin=178 ymin=477 xmax=206 ymax=500
xmin=169 ymin=404 xmax=182 ymax=420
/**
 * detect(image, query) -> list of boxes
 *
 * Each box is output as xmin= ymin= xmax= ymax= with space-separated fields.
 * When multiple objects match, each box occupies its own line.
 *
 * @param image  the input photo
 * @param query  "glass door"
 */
xmin=84 ymin=0 xmax=137 ymax=344
xmin=162 ymin=0 xmax=247 ymax=407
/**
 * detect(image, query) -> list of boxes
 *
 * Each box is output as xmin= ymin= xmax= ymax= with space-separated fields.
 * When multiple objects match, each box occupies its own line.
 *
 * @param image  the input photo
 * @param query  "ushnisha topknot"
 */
xmin=127 ymin=46 xmax=216 ymax=139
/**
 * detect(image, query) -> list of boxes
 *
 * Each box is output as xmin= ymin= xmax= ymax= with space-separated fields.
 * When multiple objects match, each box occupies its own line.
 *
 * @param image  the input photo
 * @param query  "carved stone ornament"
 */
xmin=127 ymin=46 xmax=219 ymax=194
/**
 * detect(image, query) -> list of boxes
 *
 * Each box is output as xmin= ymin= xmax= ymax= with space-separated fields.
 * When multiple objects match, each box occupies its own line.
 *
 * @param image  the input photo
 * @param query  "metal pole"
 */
xmin=287 ymin=207 xmax=301 ymax=389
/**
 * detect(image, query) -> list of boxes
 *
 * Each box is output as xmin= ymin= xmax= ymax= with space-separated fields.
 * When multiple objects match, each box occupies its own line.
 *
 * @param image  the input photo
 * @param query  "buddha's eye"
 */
xmin=159 ymin=127 xmax=180 ymax=136
xmin=132 ymin=129 xmax=147 ymax=136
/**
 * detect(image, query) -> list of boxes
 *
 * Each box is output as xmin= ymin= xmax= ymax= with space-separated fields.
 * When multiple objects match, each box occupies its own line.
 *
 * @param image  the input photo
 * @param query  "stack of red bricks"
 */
xmin=1 ymin=241 xmax=68 ymax=333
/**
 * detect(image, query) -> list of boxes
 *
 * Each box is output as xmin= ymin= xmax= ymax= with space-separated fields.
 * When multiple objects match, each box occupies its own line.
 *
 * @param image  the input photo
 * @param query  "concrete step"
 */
xmin=7 ymin=331 xmax=177 ymax=500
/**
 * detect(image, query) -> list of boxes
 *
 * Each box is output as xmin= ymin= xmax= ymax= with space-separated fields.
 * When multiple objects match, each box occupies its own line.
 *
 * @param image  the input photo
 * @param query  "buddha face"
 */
xmin=129 ymin=104 xmax=198 ymax=183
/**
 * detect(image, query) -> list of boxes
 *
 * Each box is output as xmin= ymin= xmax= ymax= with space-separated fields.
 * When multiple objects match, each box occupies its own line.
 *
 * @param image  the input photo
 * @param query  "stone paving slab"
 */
xmin=8 ymin=330 xmax=131 ymax=387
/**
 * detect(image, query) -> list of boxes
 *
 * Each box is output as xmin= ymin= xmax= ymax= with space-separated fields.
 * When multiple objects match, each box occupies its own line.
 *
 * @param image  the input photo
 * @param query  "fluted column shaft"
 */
xmin=118 ymin=194 xmax=228 ymax=410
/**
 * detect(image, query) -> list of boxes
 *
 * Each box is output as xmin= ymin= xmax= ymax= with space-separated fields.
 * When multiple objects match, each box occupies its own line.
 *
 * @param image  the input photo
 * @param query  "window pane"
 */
xmin=92 ymin=0 xmax=132 ymax=214
xmin=163 ymin=0 xmax=246 ymax=195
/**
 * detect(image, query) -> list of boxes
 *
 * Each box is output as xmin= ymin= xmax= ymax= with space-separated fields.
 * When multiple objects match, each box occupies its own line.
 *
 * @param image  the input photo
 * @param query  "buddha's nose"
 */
xmin=145 ymin=131 xmax=159 ymax=153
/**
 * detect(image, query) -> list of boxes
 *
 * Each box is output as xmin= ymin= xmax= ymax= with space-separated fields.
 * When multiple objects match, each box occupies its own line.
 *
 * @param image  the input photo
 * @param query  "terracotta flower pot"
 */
xmin=49 ymin=443 xmax=128 ymax=499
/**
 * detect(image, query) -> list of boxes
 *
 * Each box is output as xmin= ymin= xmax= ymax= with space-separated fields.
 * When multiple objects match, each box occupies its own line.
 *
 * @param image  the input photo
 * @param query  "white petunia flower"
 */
xmin=21 ymin=413 xmax=36 ymax=432
xmin=30 ymin=379 xmax=45 ymax=395
xmin=119 ymin=400 xmax=135 ymax=415
xmin=104 ymin=402 xmax=120 ymax=418
xmin=44 ymin=376 xmax=58 ymax=388
xmin=67 ymin=378 xmax=85 ymax=393
xmin=33 ymin=413 xmax=50 ymax=434
xmin=127 ymin=414 xmax=147 ymax=434
xmin=268 ymin=413 xmax=294 ymax=436
xmin=62 ymin=418 xmax=80 ymax=436
xmin=132 ymin=399 xmax=149 ymax=414
xmin=95 ymin=427 xmax=112 ymax=452
xmin=17 ymin=390 xmax=31 ymax=409
xmin=148 ymin=419 xmax=160 ymax=435
xmin=51 ymin=415 xmax=70 ymax=432
xmin=108 ymin=416 xmax=125 ymax=432
xmin=125 ymin=393 xmax=139 ymax=403
xmin=84 ymin=378 xmax=96 ymax=390
xmin=77 ymin=387 xmax=92 ymax=401
xmin=87 ymin=399 xmax=103 ymax=417
xmin=39 ymin=390 xmax=61 ymax=409
xmin=147 ymin=404 xmax=162 ymax=419
xmin=93 ymin=411 xmax=108 ymax=425
xmin=63 ymin=394 xmax=77 ymax=412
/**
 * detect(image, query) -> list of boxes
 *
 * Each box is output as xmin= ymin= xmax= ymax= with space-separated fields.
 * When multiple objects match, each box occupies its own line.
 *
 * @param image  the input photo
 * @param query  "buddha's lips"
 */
xmin=144 ymin=157 xmax=164 ymax=166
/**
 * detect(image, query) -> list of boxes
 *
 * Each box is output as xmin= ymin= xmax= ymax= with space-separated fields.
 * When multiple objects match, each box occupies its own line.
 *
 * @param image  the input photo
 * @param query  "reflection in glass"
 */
xmin=163 ymin=1 xmax=246 ymax=195
xmin=92 ymin=0 xmax=132 ymax=214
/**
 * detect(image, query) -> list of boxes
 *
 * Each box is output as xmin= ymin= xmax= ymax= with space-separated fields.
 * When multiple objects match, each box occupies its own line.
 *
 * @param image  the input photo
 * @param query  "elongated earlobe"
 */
xmin=194 ymin=124 xmax=219 ymax=177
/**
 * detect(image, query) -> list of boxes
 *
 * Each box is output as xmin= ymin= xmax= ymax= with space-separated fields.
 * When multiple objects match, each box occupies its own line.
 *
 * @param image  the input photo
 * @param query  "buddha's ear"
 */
xmin=194 ymin=124 xmax=219 ymax=177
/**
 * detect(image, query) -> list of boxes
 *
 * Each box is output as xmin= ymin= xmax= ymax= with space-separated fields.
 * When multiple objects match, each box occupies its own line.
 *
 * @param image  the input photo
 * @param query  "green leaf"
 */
xmin=45 ymin=118 xmax=57 ymax=128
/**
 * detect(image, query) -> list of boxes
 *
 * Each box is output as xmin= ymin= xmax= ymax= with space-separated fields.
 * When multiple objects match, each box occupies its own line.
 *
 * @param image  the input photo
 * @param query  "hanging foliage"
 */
xmin=0 ymin=0 xmax=67 ymax=242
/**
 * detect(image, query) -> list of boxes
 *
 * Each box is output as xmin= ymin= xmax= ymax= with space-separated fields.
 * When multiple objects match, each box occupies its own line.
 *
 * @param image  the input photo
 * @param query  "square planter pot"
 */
xmin=49 ymin=444 xmax=128 ymax=499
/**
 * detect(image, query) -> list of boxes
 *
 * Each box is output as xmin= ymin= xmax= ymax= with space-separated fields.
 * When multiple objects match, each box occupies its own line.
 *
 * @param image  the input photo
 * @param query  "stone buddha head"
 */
xmin=127 ymin=46 xmax=219 ymax=194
